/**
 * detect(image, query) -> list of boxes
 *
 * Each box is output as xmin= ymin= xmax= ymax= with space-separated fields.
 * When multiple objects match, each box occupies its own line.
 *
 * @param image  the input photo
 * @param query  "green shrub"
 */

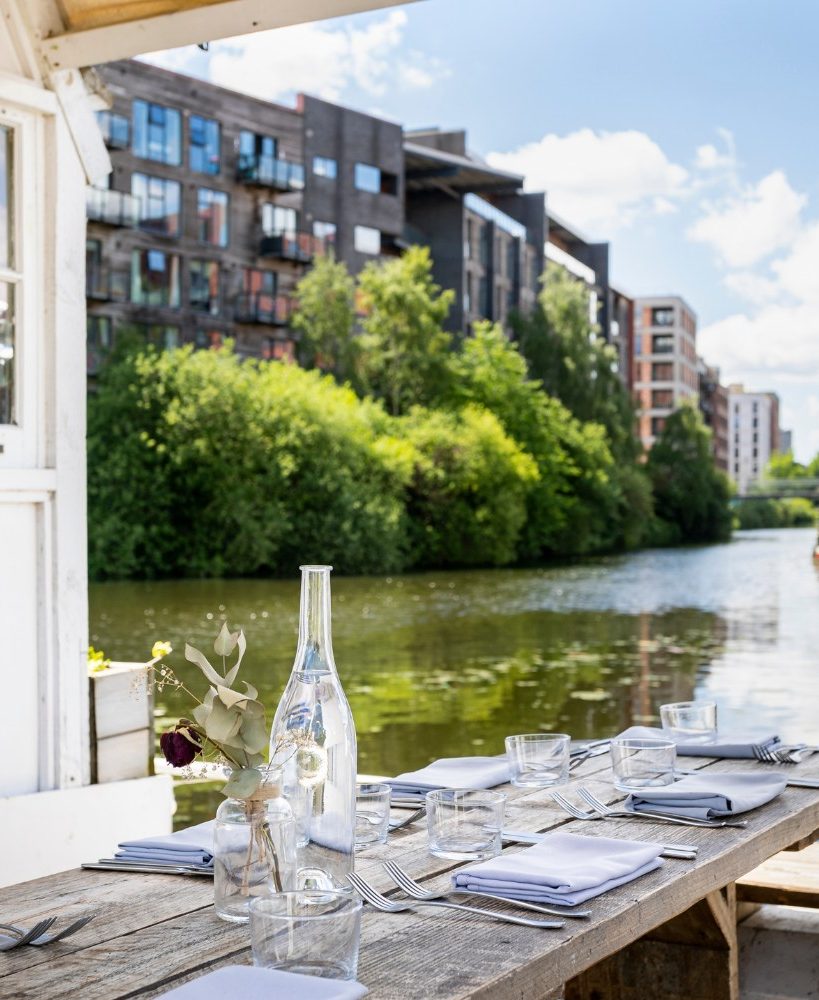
xmin=734 ymin=497 xmax=817 ymax=530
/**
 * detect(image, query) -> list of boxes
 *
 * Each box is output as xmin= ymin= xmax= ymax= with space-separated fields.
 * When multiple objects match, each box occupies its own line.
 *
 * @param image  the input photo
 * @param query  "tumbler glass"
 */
xmin=355 ymin=782 xmax=391 ymax=848
xmin=505 ymin=733 xmax=570 ymax=788
xmin=426 ymin=788 xmax=506 ymax=861
xmin=660 ymin=701 xmax=718 ymax=743
xmin=610 ymin=737 xmax=676 ymax=792
xmin=250 ymin=891 xmax=362 ymax=981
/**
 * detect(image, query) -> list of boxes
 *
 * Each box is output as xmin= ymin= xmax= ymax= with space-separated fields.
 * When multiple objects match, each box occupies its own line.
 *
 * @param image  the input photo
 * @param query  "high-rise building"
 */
xmin=780 ymin=429 xmax=793 ymax=454
xmin=698 ymin=360 xmax=729 ymax=473
xmin=633 ymin=295 xmax=698 ymax=450
xmin=728 ymin=385 xmax=781 ymax=493
xmin=86 ymin=61 xmax=545 ymax=373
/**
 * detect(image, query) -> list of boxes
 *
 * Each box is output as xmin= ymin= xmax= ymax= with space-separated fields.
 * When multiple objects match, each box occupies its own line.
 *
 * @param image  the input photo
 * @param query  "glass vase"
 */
xmin=269 ymin=565 xmax=357 ymax=892
xmin=213 ymin=769 xmax=297 ymax=923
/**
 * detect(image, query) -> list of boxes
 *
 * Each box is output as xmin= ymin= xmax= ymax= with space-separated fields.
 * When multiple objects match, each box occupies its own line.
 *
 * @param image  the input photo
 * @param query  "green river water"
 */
xmin=89 ymin=527 xmax=819 ymax=824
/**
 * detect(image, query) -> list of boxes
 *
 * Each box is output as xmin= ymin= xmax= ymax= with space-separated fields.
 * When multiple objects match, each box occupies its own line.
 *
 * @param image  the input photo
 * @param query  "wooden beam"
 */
xmin=39 ymin=0 xmax=422 ymax=71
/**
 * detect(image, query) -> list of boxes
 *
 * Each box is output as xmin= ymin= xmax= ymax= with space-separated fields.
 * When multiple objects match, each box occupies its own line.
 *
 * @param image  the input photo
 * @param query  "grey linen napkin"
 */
xmin=385 ymin=756 xmax=511 ymax=799
xmin=157 ymin=966 xmax=368 ymax=999
xmin=114 ymin=820 xmax=215 ymax=866
xmin=617 ymin=725 xmax=780 ymax=758
xmin=625 ymin=771 xmax=786 ymax=820
xmin=451 ymin=831 xmax=663 ymax=906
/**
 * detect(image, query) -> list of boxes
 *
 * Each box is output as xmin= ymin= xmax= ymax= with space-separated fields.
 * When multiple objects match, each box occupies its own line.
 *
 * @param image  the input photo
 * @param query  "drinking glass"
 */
xmin=660 ymin=701 xmax=718 ymax=743
xmin=610 ymin=737 xmax=676 ymax=792
xmin=426 ymin=788 xmax=506 ymax=861
xmin=505 ymin=733 xmax=570 ymax=788
xmin=250 ymin=891 xmax=362 ymax=981
xmin=355 ymin=782 xmax=391 ymax=848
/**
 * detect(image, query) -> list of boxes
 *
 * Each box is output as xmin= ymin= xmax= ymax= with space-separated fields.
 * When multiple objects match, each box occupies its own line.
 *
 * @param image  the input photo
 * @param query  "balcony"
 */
xmin=259 ymin=231 xmax=324 ymax=263
xmin=86 ymin=188 xmax=139 ymax=227
xmin=233 ymin=292 xmax=291 ymax=326
xmin=86 ymin=266 xmax=129 ymax=302
xmin=237 ymin=154 xmax=305 ymax=191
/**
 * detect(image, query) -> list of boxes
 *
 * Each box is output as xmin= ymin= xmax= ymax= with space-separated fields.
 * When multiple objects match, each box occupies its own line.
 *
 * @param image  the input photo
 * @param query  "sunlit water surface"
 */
xmin=90 ymin=528 xmax=819 ymax=824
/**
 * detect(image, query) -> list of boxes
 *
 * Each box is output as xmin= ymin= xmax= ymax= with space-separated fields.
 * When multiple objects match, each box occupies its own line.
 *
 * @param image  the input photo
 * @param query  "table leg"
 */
xmin=564 ymin=884 xmax=738 ymax=1000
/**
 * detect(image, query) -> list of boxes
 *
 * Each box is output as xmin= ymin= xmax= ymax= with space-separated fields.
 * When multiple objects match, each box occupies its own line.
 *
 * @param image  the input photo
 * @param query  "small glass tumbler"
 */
xmin=505 ymin=733 xmax=570 ymax=788
xmin=660 ymin=700 xmax=718 ymax=743
xmin=250 ymin=891 xmax=362 ymax=981
xmin=355 ymin=782 xmax=391 ymax=848
xmin=426 ymin=788 xmax=506 ymax=861
xmin=610 ymin=737 xmax=676 ymax=792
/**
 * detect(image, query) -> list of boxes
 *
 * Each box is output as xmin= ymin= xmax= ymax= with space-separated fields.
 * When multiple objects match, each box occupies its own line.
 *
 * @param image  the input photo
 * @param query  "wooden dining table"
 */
xmin=1 ymin=750 xmax=817 ymax=1000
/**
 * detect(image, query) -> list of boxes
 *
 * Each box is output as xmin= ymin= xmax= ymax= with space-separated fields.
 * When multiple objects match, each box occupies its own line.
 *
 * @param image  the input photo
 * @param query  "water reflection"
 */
xmin=89 ymin=527 xmax=819 ymax=823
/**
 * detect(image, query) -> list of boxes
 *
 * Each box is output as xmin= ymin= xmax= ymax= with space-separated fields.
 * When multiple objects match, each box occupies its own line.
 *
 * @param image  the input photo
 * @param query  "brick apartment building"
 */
xmin=86 ymin=60 xmax=545 ymax=374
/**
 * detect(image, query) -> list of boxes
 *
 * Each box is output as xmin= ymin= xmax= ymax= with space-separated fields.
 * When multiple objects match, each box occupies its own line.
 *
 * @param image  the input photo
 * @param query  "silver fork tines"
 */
xmin=0 ymin=915 xmax=95 ymax=947
xmin=576 ymin=786 xmax=747 ymax=829
xmin=0 ymin=918 xmax=57 ymax=951
xmin=346 ymin=873 xmax=564 ymax=929
xmin=382 ymin=860 xmax=590 ymax=919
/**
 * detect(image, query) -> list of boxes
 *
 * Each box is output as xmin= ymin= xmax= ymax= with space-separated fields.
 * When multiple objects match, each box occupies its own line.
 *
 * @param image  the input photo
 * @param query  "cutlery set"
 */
xmin=0 ymin=915 xmax=95 ymax=951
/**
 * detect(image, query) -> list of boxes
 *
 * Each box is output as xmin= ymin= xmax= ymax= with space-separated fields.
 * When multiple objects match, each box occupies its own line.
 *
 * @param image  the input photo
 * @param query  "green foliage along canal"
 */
xmin=90 ymin=528 xmax=819 ymax=824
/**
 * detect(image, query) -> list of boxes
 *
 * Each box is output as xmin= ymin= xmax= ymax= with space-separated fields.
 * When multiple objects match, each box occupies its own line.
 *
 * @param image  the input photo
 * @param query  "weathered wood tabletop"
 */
xmin=1 ymin=752 xmax=817 ymax=1000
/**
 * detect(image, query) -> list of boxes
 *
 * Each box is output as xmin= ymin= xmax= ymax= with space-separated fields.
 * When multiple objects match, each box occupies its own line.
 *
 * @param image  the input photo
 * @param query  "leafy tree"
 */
xmin=291 ymin=254 xmax=358 ymax=383
xmin=647 ymin=406 xmax=733 ymax=543
xmin=356 ymin=245 xmax=455 ymax=415
xmin=767 ymin=450 xmax=807 ymax=479
xmin=734 ymin=497 xmax=816 ymax=530
xmin=513 ymin=262 xmax=638 ymax=461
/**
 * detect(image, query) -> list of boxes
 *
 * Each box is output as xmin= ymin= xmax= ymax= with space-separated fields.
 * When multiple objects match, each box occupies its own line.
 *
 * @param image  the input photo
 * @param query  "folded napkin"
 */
xmin=385 ymin=756 xmax=511 ymax=799
xmin=617 ymin=725 xmax=780 ymax=759
xmin=115 ymin=820 xmax=216 ymax=866
xmin=156 ymin=966 xmax=368 ymax=999
xmin=452 ymin=830 xmax=663 ymax=906
xmin=625 ymin=771 xmax=786 ymax=820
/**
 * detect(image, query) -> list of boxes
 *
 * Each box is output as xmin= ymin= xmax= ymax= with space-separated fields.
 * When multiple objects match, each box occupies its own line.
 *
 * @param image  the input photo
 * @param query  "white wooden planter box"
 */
xmin=89 ymin=661 xmax=154 ymax=783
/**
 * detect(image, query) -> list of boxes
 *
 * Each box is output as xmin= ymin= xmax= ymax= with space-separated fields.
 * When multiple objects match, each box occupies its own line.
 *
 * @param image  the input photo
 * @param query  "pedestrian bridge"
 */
xmin=737 ymin=478 xmax=819 ymax=501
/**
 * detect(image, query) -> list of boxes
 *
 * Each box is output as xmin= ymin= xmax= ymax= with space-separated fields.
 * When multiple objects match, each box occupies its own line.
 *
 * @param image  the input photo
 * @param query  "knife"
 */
xmin=502 ymin=830 xmax=698 ymax=860
xmin=82 ymin=862 xmax=214 ymax=877
xmin=786 ymin=778 xmax=819 ymax=788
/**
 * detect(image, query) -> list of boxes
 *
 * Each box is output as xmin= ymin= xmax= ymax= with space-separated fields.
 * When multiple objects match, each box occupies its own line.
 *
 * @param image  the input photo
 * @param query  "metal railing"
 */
xmin=259 ymin=231 xmax=325 ymax=262
xmin=237 ymin=154 xmax=305 ymax=191
xmin=233 ymin=292 xmax=291 ymax=325
xmin=86 ymin=188 xmax=139 ymax=227
xmin=86 ymin=267 xmax=129 ymax=302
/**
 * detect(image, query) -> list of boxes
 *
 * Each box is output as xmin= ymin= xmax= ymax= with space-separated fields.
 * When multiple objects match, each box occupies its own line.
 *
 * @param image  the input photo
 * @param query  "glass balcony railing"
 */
xmin=233 ymin=292 xmax=291 ymax=326
xmin=86 ymin=188 xmax=139 ymax=227
xmin=259 ymin=231 xmax=325 ymax=263
xmin=86 ymin=266 xmax=129 ymax=302
xmin=237 ymin=154 xmax=305 ymax=191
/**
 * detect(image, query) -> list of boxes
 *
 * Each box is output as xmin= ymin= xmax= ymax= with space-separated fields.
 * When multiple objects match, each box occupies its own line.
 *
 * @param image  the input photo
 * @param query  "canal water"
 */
xmin=89 ymin=527 xmax=819 ymax=823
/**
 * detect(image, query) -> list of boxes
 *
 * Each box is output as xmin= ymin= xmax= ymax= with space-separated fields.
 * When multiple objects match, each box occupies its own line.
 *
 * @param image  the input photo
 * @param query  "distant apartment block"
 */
xmin=86 ymin=60 xmax=545 ymax=374
xmin=633 ymin=296 xmax=698 ymax=449
xmin=728 ymin=385 xmax=781 ymax=493
xmin=698 ymin=360 xmax=729 ymax=473
xmin=780 ymin=429 xmax=793 ymax=454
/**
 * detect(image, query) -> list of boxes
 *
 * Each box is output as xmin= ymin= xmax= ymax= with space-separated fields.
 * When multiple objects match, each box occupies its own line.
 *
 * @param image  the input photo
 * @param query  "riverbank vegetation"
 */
xmin=733 ymin=498 xmax=816 ymax=530
xmin=87 ymin=250 xmax=733 ymax=580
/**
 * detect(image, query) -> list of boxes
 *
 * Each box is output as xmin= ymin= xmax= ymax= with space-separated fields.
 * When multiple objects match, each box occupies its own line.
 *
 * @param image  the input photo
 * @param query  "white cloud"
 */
xmin=722 ymin=271 xmax=781 ymax=305
xmin=487 ymin=128 xmax=688 ymax=233
xmin=686 ymin=170 xmax=806 ymax=268
xmin=771 ymin=221 xmax=819 ymax=304
xmin=142 ymin=10 xmax=447 ymax=104
xmin=694 ymin=128 xmax=737 ymax=172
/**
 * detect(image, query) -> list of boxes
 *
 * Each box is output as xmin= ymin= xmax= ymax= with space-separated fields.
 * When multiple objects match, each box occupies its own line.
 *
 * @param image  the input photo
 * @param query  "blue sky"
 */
xmin=145 ymin=0 xmax=819 ymax=460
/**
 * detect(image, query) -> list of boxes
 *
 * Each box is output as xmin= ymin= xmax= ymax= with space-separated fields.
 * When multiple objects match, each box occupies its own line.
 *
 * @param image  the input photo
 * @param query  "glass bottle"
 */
xmin=213 ymin=768 xmax=296 ymax=923
xmin=270 ymin=565 xmax=357 ymax=892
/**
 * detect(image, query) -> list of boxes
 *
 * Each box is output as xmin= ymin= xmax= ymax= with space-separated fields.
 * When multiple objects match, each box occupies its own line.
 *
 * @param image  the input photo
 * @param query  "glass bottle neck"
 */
xmin=295 ymin=565 xmax=336 ymax=673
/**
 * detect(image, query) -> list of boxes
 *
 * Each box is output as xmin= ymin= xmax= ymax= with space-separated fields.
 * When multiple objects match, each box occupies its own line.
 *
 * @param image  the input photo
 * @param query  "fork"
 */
xmin=382 ymin=860 xmax=590 ymax=919
xmin=0 ymin=918 xmax=57 ymax=951
xmin=347 ymin=873 xmax=564 ymax=929
xmin=576 ymin=787 xmax=748 ymax=829
xmin=0 ymin=915 xmax=95 ymax=946
xmin=388 ymin=807 xmax=425 ymax=831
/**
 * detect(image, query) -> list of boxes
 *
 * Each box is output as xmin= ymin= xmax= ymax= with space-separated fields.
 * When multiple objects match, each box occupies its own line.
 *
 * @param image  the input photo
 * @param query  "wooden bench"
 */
xmin=737 ymin=841 xmax=819 ymax=909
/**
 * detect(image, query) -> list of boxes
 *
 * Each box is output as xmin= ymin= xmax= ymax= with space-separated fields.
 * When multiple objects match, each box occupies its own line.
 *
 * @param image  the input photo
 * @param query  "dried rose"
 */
xmin=160 ymin=727 xmax=201 ymax=767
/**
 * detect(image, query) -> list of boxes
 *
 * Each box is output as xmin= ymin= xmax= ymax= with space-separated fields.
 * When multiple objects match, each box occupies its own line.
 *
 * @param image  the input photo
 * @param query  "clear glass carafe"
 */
xmin=213 ymin=769 xmax=296 ymax=923
xmin=270 ymin=565 xmax=357 ymax=891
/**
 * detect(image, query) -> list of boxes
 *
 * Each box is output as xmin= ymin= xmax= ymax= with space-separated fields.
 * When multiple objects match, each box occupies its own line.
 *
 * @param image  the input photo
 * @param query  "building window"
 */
xmin=189 ymin=115 xmax=220 ymax=175
xmin=652 ymin=333 xmax=674 ymax=354
xmin=195 ymin=329 xmax=223 ymax=350
xmin=131 ymin=249 xmax=180 ymax=307
xmin=313 ymin=156 xmax=337 ymax=179
xmin=96 ymin=110 xmax=130 ymax=149
xmin=651 ymin=416 xmax=666 ymax=436
xmin=354 ymin=163 xmax=397 ymax=195
xmin=652 ymin=362 xmax=674 ymax=380
xmin=132 ymin=173 xmax=181 ymax=237
xmin=652 ymin=389 xmax=674 ymax=408
xmin=264 ymin=339 xmax=295 ymax=362
xmin=243 ymin=268 xmax=276 ymax=297
xmin=354 ymin=225 xmax=380 ymax=255
xmin=0 ymin=127 xmax=15 ymax=425
xmin=137 ymin=324 xmax=180 ymax=349
xmin=478 ymin=276 xmax=490 ymax=318
xmin=262 ymin=204 xmax=297 ymax=236
xmin=189 ymin=260 xmax=220 ymax=314
xmin=313 ymin=220 xmax=337 ymax=247
xmin=132 ymin=99 xmax=181 ymax=165
xmin=87 ymin=315 xmax=113 ymax=375
xmin=239 ymin=130 xmax=276 ymax=164
xmin=196 ymin=188 xmax=229 ymax=247
xmin=651 ymin=307 xmax=674 ymax=327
